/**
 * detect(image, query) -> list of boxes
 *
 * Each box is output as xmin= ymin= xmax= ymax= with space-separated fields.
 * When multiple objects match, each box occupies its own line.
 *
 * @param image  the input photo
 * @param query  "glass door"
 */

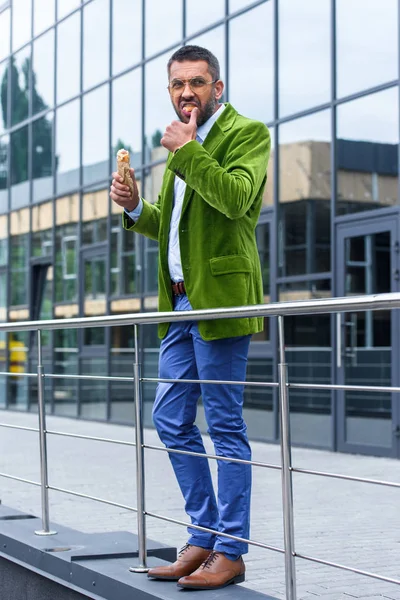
xmin=336 ymin=215 xmax=400 ymax=456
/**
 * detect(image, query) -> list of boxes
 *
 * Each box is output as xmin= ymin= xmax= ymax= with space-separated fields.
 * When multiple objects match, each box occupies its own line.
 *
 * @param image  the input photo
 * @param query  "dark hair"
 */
xmin=167 ymin=45 xmax=220 ymax=81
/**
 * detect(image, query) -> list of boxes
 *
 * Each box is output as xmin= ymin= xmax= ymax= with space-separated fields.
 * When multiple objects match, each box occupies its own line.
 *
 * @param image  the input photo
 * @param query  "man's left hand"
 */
xmin=161 ymin=108 xmax=198 ymax=153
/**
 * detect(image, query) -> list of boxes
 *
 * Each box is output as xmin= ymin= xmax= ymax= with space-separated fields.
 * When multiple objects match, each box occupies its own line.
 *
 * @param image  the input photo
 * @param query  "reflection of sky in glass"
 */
xmin=145 ymin=0 xmax=182 ymax=57
xmin=186 ymin=0 xmax=225 ymax=36
xmin=34 ymin=0 xmax=55 ymax=36
xmin=229 ymin=0 xmax=256 ymax=12
xmin=112 ymin=70 xmax=142 ymax=160
xmin=12 ymin=0 xmax=32 ymax=51
xmin=83 ymin=0 xmax=110 ymax=90
xmin=145 ymin=51 xmax=178 ymax=145
xmin=280 ymin=110 xmax=331 ymax=144
xmin=190 ymin=26 xmax=225 ymax=81
xmin=229 ymin=2 xmax=274 ymax=123
xmin=57 ymin=0 xmax=81 ymax=20
xmin=0 ymin=9 xmax=10 ymax=61
xmin=57 ymin=11 xmax=80 ymax=103
xmin=113 ymin=0 xmax=142 ymax=75
xmin=56 ymin=99 xmax=80 ymax=173
xmin=338 ymin=88 xmax=398 ymax=145
xmin=83 ymin=85 xmax=109 ymax=169
xmin=279 ymin=0 xmax=330 ymax=117
xmin=336 ymin=0 xmax=398 ymax=98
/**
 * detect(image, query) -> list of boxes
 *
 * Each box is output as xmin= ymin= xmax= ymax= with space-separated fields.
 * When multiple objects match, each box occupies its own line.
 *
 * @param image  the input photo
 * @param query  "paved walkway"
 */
xmin=0 ymin=409 xmax=399 ymax=600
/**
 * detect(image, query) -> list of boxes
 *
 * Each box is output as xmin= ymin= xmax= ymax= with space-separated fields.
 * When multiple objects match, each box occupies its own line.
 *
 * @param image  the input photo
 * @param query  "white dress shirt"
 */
xmin=126 ymin=103 xmax=225 ymax=282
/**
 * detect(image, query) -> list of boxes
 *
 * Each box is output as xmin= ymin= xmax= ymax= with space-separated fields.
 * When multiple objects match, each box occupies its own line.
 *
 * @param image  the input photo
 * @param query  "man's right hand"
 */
xmin=110 ymin=168 xmax=139 ymax=212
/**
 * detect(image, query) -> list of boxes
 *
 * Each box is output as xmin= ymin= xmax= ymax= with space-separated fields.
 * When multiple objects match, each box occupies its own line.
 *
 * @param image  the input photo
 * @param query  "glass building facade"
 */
xmin=0 ymin=0 xmax=399 ymax=457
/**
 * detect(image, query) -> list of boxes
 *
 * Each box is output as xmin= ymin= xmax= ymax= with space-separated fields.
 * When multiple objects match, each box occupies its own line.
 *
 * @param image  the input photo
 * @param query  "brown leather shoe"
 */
xmin=177 ymin=551 xmax=245 ymax=590
xmin=147 ymin=543 xmax=212 ymax=581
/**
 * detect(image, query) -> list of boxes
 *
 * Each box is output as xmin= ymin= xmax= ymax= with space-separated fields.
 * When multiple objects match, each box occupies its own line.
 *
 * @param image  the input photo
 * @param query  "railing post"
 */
xmin=35 ymin=329 xmax=57 ymax=536
xmin=278 ymin=316 xmax=296 ymax=600
xmin=129 ymin=324 xmax=149 ymax=573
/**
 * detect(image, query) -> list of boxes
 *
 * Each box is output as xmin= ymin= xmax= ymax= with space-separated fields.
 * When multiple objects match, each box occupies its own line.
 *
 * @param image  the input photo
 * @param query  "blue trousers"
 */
xmin=152 ymin=294 xmax=252 ymax=558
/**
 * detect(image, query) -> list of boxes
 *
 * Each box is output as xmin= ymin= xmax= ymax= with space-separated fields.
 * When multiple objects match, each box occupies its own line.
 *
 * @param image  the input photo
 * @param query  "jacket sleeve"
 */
xmin=168 ymin=121 xmax=270 ymax=220
xmin=122 ymin=195 xmax=161 ymax=241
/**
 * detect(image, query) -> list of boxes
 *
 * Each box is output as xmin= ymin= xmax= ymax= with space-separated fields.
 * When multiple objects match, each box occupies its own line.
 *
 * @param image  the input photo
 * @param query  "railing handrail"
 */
xmin=1 ymin=291 xmax=400 ymax=333
xmin=2 ymin=293 xmax=400 ymax=596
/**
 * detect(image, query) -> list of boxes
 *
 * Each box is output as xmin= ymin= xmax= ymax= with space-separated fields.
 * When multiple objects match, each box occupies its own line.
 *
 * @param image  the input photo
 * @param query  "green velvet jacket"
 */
xmin=122 ymin=102 xmax=271 ymax=340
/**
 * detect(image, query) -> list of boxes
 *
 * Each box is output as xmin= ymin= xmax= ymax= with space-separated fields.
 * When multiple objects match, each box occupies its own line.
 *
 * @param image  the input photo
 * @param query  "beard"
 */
xmin=173 ymin=93 xmax=218 ymax=127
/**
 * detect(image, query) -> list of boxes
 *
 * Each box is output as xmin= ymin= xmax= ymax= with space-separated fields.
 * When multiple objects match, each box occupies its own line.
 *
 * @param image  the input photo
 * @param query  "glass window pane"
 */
xmin=56 ymin=99 xmax=80 ymax=194
xmin=112 ymin=69 xmax=142 ymax=168
xmin=83 ymin=0 xmax=109 ymax=90
xmin=145 ymin=52 xmax=177 ymax=164
xmin=82 ymin=85 xmax=109 ymax=186
xmin=280 ymin=283 xmax=332 ymax=448
xmin=55 ymin=195 xmax=79 ymax=303
xmin=229 ymin=3 xmax=273 ymax=123
xmin=279 ymin=0 xmax=330 ymax=117
xmin=80 ymin=356 xmax=107 ymax=419
xmin=229 ymin=0 xmax=254 ymax=11
xmin=54 ymin=328 xmax=78 ymax=417
xmin=279 ymin=110 xmax=331 ymax=277
xmin=0 ymin=216 xmax=8 ymax=265
xmin=244 ymin=356 xmax=275 ymax=440
xmin=190 ymin=26 xmax=225 ymax=82
xmin=33 ymin=113 xmax=53 ymax=202
xmin=11 ymin=46 xmax=31 ymax=126
xmin=0 ymin=60 xmax=8 ymax=133
xmin=34 ymin=0 xmax=55 ymax=35
xmin=336 ymin=88 xmax=399 ymax=216
xmin=112 ymin=0 xmax=141 ymax=74
xmin=57 ymin=0 xmax=80 ymax=20
xmin=82 ymin=189 xmax=108 ymax=244
xmin=145 ymin=0 xmax=182 ymax=57
xmin=10 ymin=209 xmax=29 ymax=306
xmin=33 ymin=30 xmax=54 ymax=115
xmin=12 ymin=0 xmax=32 ymax=51
xmin=0 ymin=9 xmax=11 ymax=61
xmin=11 ymin=126 xmax=29 ymax=209
xmin=144 ymin=237 xmax=157 ymax=294
xmin=186 ymin=1 xmax=224 ymax=36
xmin=32 ymin=201 xmax=53 ymax=257
xmin=143 ymin=161 xmax=164 ymax=205
xmin=111 ymin=325 xmax=135 ymax=422
xmin=0 ymin=134 xmax=8 ymax=211
xmin=56 ymin=11 xmax=80 ymax=104
xmin=337 ymin=0 xmax=397 ymax=98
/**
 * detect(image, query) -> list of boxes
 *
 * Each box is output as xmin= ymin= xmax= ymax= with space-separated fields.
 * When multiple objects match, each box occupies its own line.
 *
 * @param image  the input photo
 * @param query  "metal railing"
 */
xmin=1 ymin=292 xmax=400 ymax=598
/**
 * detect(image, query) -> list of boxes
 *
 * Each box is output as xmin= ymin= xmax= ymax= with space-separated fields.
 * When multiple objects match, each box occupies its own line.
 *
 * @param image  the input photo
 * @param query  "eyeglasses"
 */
xmin=167 ymin=77 xmax=218 ymax=95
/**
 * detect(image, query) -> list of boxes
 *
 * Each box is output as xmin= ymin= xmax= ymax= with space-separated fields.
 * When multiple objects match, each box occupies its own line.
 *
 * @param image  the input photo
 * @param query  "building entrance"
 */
xmin=336 ymin=213 xmax=400 ymax=457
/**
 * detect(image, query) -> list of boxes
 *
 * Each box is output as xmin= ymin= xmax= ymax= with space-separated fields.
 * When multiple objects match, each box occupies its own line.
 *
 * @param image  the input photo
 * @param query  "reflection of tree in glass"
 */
xmin=0 ymin=64 xmax=7 ymax=130
xmin=151 ymin=129 xmax=162 ymax=148
xmin=1 ymin=57 xmax=52 ymax=185
xmin=113 ymin=138 xmax=134 ymax=157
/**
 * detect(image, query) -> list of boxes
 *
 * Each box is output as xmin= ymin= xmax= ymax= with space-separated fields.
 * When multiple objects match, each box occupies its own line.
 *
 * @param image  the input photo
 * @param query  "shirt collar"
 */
xmin=196 ymin=103 xmax=225 ymax=144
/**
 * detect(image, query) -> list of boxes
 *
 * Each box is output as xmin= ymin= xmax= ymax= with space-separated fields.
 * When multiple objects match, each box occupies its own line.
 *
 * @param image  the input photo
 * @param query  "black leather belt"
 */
xmin=171 ymin=281 xmax=186 ymax=296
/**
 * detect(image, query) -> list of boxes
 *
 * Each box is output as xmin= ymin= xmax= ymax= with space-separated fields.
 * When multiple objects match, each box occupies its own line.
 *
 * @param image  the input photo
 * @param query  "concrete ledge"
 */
xmin=0 ymin=504 xmax=278 ymax=600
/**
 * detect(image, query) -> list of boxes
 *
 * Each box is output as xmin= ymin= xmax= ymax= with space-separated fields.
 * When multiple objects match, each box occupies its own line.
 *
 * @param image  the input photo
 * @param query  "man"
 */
xmin=110 ymin=45 xmax=270 ymax=591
